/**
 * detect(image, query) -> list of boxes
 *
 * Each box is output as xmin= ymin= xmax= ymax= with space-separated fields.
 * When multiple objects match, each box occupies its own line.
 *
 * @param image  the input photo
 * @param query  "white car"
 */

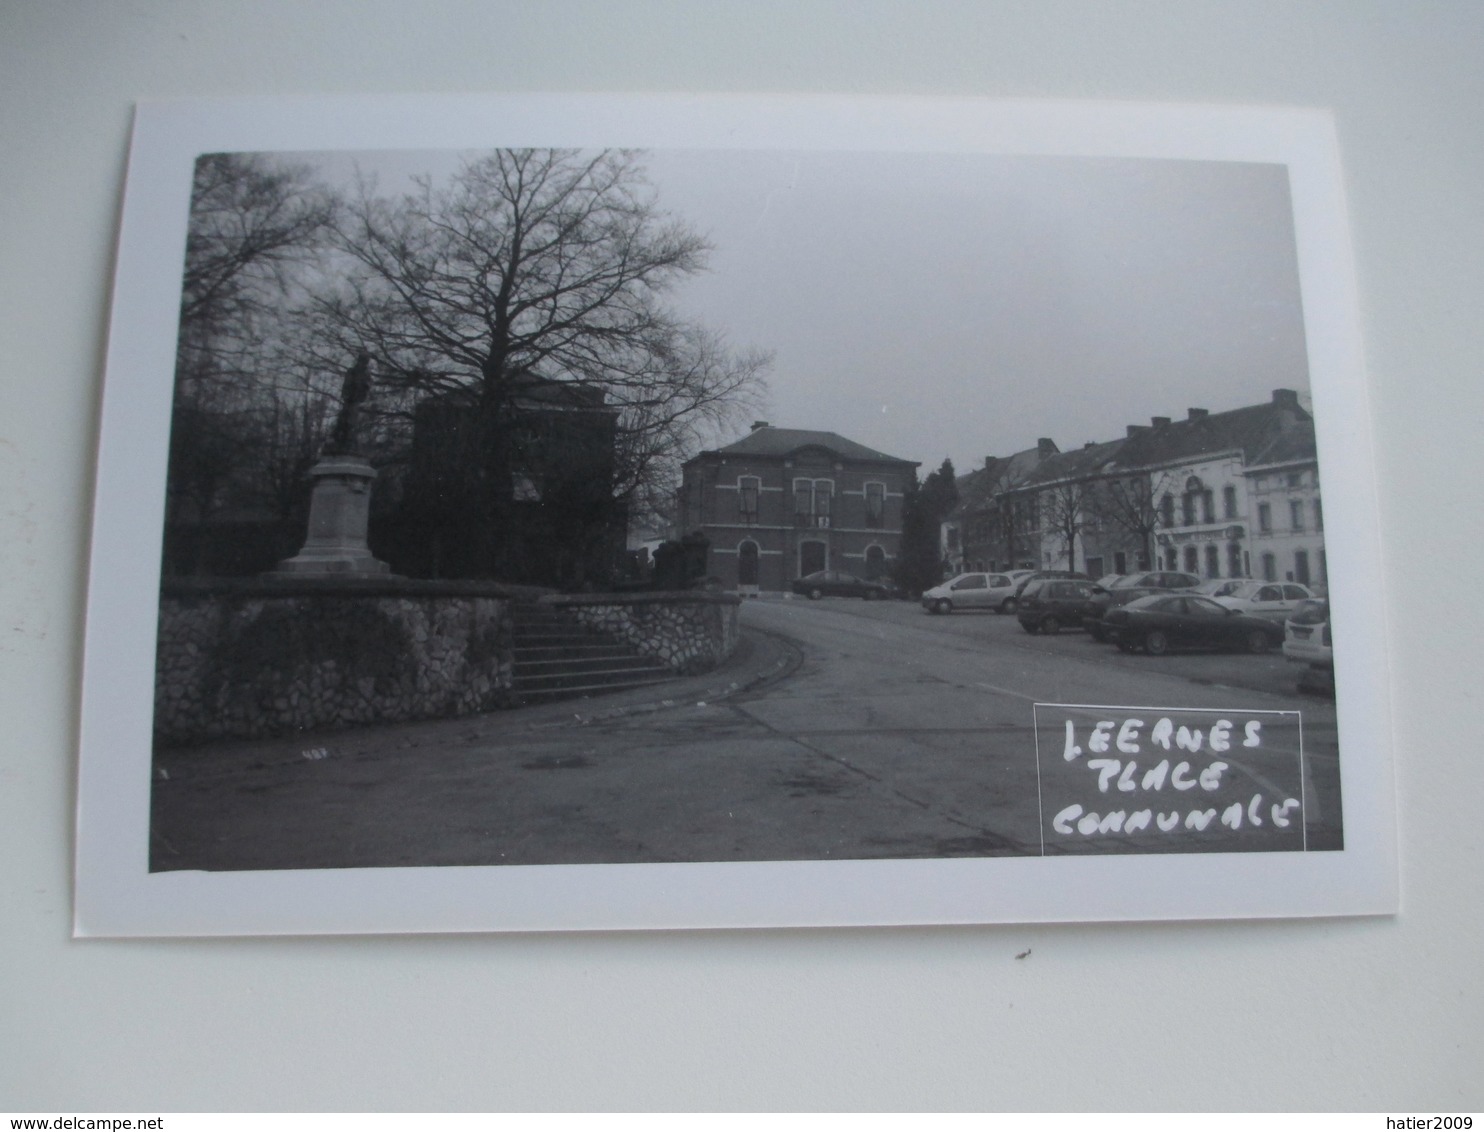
xmin=921 ymin=570 xmax=1034 ymax=614
xmin=1213 ymin=580 xmax=1315 ymax=622
xmin=1282 ymin=599 xmax=1332 ymax=667
xmin=1191 ymin=577 xmax=1244 ymax=599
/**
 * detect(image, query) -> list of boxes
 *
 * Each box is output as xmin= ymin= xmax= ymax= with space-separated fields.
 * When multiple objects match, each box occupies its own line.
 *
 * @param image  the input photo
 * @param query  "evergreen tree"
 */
xmin=894 ymin=458 xmax=958 ymax=595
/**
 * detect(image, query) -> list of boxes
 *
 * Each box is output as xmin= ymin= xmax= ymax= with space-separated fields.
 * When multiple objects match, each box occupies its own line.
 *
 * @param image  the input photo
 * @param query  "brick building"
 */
xmin=675 ymin=423 xmax=919 ymax=595
xmin=386 ymin=377 xmax=626 ymax=586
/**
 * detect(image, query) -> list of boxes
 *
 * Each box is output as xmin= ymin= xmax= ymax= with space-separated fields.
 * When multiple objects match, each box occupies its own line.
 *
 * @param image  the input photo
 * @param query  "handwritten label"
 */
xmin=1033 ymin=704 xmax=1306 ymax=854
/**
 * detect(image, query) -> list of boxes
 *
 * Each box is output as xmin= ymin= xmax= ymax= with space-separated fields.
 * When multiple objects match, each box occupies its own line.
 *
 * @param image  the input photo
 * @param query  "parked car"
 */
xmin=1191 ymin=577 xmax=1245 ymax=599
xmin=1283 ymin=598 xmax=1332 ymax=667
xmin=1084 ymin=571 xmax=1201 ymax=640
xmin=1213 ymin=580 xmax=1315 ymax=622
xmin=921 ymin=570 xmax=1034 ymax=614
xmin=1284 ymin=597 xmax=1334 ymax=695
xmin=1012 ymin=569 xmax=1091 ymax=600
xmin=1101 ymin=592 xmax=1286 ymax=655
xmin=792 ymin=570 xmax=899 ymax=600
xmin=1016 ymin=578 xmax=1106 ymax=634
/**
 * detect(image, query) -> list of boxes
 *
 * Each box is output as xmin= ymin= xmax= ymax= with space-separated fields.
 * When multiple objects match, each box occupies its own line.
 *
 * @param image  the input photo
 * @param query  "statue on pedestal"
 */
xmin=270 ymin=351 xmax=392 ymax=577
xmin=323 ymin=351 xmax=372 ymax=456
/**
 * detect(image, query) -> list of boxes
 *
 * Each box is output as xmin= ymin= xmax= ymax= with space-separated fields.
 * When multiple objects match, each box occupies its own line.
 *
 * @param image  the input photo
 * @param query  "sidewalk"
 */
xmin=150 ymin=624 xmax=857 ymax=871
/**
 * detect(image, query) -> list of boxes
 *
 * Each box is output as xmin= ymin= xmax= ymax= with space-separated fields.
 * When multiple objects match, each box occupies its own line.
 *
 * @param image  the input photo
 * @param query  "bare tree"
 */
xmin=1039 ymin=478 xmax=1097 ymax=571
xmin=985 ymin=461 xmax=1037 ymax=570
xmin=322 ymin=148 xmax=770 ymax=578
xmin=1097 ymin=469 xmax=1180 ymax=571
xmin=176 ymin=153 xmax=337 ymax=398
xmin=166 ymin=153 xmax=337 ymax=572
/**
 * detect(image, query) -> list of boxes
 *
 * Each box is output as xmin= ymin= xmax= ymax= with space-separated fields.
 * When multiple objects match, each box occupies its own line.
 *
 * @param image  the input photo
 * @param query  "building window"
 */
xmin=1227 ymin=542 xmax=1242 ymax=578
xmin=1290 ymin=500 xmax=1305 ymax=531
xmin=1258 ymin=503 xmax=1272 ymax=533
xmin=1183 ymin=545 xmax=1198 ymax=573
xmin=1086 ymin=556 xmax=1104 ymax=579
xmin=1204 ymin=544 xmax=1220 ymax=579
xmin=738 ymin=476 xmax=760 ymax=523
xmin=1286 ymin=472 xmax=1303 ymax=488
xmin=1223 ymin=485 xmax=1238 ymax=520
xmin=865 ymin=482 xmax=885 ymax=528
xmin=1161 ymin=494 xmax=1175 ymax=529
xmin=1313 ymin=499 xmax=1323 ymax=531
xmin=793 ymin=479 xmax=832 ymax=528
xmin=1180 ymin=476 xmax=1212 ymax=526
xmin=1114 ymin=551 xmax=1127 ymax=574
xmin=1261 ymin=553 xmax=1277 ymax=582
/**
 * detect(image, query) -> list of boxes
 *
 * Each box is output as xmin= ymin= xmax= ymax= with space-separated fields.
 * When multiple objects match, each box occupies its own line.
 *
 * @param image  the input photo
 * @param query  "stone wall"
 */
xmin=155 ymin=578 xmax=540 ymax=746
xmin=544 ymin=591 xmax=740 ymax=676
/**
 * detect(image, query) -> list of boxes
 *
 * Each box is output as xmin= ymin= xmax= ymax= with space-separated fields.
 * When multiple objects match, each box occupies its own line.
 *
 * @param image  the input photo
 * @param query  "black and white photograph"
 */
xmin=75 ymin=96 xmax=1395 ymax=934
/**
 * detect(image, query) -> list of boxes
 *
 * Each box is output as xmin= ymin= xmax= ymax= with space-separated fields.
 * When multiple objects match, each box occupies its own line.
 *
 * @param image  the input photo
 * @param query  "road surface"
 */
xmin=150 ymin=594 xmax=1342 ymax=870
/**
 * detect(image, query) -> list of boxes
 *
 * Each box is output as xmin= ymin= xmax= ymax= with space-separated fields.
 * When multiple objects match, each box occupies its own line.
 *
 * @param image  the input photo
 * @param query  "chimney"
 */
xmin=1271 ymin=389 xmax=1299 ymax=408
xmin=750 ymin=420 xmax=770 ymax=432
xmin=1151 ymin=416 xmax=1171 ymax=428
xmin=1037 ymin=438 xmax=1056 ymax=459
xmin=1126 ymin=424 xmax=1149 ymax=438
xmin=1084 ymin=441 xmax=1096 ymax=449
xmin=1187 ymin=408 xmax=1208 ymax=421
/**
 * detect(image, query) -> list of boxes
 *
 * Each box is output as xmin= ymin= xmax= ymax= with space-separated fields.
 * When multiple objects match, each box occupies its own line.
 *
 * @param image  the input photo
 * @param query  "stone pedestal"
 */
xmin=272 ymin=456 xmax=391 ymax=576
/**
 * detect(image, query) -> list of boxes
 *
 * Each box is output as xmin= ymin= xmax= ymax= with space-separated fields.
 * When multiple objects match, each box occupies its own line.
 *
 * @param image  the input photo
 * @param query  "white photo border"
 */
xmin=75 ymin=94 xmax=1397 ymax=936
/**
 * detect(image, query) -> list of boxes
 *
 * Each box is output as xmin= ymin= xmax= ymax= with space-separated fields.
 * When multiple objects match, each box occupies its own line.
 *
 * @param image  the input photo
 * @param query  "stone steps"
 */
xmin=509 ymin=602 xmax=673 ymax=704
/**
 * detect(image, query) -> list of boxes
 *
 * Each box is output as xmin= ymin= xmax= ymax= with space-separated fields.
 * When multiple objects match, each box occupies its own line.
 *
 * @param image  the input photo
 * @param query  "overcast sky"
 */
xmin=306 ymin=147 xmax=1310 ymax=477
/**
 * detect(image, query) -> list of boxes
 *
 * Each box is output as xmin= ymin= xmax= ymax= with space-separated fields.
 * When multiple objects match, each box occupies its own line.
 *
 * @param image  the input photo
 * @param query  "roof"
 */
xmin=1244 ymin=417 xmax=1318 ymax=468
xmin=419 ymin=375 xmax=613 ymax=412
xmin=947 ymin=390 xmax=1315 ymax=513
xmin=1112 ymin=396 xmax=1312 ymax=472
xmin=1021 ymin=437 xmax=1127 ymax=489
xmin=693 ymin=426 xmax=918 ymax=466
xmin=947 ymin=443 xmax=1058 ymax=519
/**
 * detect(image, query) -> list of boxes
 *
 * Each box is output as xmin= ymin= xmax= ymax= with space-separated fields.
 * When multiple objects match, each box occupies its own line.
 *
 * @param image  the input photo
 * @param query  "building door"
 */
xmin=799 ymin=540 xmax=827 ymax=577
xmin=738 ymin=540 xmax=760 ymax=593
xmin=864 ymin=545 xmax=887 ymax=579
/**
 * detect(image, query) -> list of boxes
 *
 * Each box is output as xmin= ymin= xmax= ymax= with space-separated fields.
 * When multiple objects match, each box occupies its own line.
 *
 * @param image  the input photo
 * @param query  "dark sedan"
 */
xmin=1101 ymin=592 xmax=1286 ymax=655
xmin=791 ymin=570 xmax=900 ymax=600
xmin=1011 ymin=569 xmax=1092 ymax=601
xmin=1084 ymin=570 xmax=1202 ymax=640
xmin=1016 ymin=578 xmax=1106 ymax=634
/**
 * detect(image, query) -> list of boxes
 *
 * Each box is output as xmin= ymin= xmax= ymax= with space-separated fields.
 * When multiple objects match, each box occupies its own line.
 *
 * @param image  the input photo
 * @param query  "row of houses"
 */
xmin=674 ymin=388 xmax=1326 ymax=595
xmin=942 ymin=387 xmax=1326 ymax=589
